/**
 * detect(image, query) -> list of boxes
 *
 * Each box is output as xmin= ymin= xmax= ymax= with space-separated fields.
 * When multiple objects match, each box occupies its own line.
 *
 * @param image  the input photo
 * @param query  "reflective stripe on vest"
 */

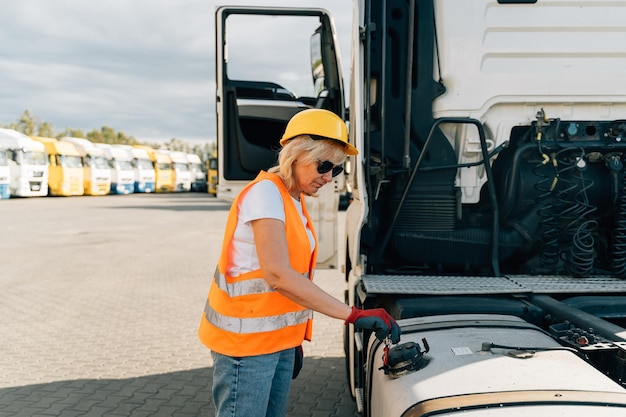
xmin=204 ymin=302 xmax=310 ymax=334
xmin=213 ymin=266 xmax=310 ymax=297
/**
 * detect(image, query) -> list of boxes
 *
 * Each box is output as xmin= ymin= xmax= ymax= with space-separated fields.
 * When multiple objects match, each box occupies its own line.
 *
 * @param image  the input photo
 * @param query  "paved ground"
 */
xmin=0 ymin=193 xmax=358 ymax=417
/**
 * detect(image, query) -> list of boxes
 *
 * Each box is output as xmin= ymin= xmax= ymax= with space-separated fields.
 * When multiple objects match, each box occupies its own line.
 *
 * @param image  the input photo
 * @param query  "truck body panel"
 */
xmin=216 ymin=1 xmax=626 ymax=415
xmin=0 ymin=128 xmax=48 ymax=197
xmin=32 ymin=136 xmax=84 ymax=196
xmin=60 ymin=137 xmax=111 ymax=195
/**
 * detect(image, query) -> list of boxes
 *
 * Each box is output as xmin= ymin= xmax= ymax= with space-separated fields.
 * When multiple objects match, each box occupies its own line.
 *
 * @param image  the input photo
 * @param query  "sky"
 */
xmin=0 ymin=0 xmax=352 ymax=144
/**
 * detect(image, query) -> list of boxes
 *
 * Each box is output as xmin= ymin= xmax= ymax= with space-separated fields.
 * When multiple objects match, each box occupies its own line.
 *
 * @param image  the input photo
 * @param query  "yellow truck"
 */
xmin=206 ymin=151 xmax=217 ymax=196
xmin=60 ymin=137 xmax=112 ymax=195
xmin=138 ymin=146 xmax=174 ymax=193
xmin=31 ymin=136 xmax=84 ymax=196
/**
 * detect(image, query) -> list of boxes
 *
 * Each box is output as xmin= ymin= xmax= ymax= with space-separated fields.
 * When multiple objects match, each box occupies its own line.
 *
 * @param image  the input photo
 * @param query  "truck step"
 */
xmin=354 ymin=331 xmax=363 ymax=352
xmin=355 ymin=388 xmax=364 ymax=414
xmin=361 ymin=274 xmax=626 ymax=296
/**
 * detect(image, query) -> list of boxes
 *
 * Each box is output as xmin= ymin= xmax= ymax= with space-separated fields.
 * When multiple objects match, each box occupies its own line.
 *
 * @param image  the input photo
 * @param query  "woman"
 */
xmin=198 ymin=108 xmax=400 ymax=417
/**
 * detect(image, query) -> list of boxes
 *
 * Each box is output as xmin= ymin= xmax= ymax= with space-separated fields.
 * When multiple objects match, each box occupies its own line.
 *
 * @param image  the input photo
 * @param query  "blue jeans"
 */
xmin=211 ymin=348 xmax=295 ymax=417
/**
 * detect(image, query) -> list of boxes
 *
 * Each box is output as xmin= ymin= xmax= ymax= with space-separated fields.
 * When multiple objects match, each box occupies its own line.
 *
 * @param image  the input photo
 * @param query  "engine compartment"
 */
xmin=366 ymin=114 xmax=626 ymax=277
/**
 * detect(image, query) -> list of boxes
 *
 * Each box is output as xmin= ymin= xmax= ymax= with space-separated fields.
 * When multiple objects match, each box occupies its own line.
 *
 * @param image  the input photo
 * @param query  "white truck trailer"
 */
xmin=216 ymin=1 xmax=626 ymax=415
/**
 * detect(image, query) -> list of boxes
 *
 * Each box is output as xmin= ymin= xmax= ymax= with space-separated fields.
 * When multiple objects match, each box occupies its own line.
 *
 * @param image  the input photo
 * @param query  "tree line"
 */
xmin=1 ymin=110 xmax=215 ymax=161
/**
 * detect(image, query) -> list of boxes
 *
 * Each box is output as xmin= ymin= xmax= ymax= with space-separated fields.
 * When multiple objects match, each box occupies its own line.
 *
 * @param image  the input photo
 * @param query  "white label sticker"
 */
xmin=451 ymin=347 xmax=473 ymax=355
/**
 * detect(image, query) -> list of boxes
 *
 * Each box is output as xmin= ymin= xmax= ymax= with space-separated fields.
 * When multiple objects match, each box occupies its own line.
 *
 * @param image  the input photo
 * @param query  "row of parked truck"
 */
xmin=0 ymin=127 xmax=207 ymax=198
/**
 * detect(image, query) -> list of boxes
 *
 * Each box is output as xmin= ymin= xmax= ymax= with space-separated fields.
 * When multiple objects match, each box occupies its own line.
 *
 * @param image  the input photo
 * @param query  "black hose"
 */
xmin=533 ymin=156 xmax=560 ymax=270
xmin=612 ymin=170 xmax=626 ymax=278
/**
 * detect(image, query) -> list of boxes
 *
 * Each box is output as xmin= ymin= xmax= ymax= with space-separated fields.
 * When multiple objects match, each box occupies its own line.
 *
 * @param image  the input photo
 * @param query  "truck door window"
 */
xmin=220 ymin=11 xmax=339 ymax=181
xmin=224 ymin=14 xmax=321 ymax=101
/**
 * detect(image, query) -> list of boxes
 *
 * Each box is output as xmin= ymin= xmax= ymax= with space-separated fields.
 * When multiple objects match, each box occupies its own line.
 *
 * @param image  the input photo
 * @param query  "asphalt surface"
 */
xmin=0 ymin=193 xmax=358 ymax=417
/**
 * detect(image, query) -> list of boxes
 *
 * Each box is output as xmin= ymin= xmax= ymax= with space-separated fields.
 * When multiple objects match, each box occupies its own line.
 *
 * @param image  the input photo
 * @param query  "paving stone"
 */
xmin=0 ymin=194 xmax=358 ymax=417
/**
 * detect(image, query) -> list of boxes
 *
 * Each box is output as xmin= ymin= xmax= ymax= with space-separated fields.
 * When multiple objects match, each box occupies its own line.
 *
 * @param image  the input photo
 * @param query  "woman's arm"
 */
xmin=251 ymin=217 xmax=352 ymax=321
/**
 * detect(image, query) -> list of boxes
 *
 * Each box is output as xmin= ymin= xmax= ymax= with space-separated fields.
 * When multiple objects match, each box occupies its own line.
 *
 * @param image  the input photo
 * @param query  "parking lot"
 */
xmin=0 ymin=193 xmax=357 ymax=417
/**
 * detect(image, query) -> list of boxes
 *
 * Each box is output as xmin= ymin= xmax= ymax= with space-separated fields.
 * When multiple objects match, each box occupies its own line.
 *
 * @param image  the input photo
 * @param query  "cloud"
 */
xmin=0 ymin=0 xmax=351 ymax=143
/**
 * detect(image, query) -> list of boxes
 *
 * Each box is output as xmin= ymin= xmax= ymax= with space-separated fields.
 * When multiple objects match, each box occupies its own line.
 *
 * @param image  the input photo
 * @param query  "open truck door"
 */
xmin=215 ymin=6 xmax=345 ymax=268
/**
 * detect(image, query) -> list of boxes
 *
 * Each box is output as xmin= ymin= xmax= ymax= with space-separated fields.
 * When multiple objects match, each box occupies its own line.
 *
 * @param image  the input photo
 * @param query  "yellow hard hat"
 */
xmin=280 ymin=109 xmax=358 ymax=155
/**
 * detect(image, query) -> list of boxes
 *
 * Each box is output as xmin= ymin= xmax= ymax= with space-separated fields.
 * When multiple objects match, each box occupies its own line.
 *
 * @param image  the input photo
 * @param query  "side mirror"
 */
xmin=310 ymin=29 xmax=325 ymax=95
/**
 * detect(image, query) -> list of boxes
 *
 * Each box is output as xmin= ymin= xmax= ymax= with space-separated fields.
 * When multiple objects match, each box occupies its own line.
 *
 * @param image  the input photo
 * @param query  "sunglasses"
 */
xmin=317 ymin=160 xmax=343 ymax=177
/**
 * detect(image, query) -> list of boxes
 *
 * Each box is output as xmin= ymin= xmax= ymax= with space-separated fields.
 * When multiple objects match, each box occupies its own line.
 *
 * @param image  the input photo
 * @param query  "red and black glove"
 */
xmin=345 ymin=306 xmax=401 ymax=343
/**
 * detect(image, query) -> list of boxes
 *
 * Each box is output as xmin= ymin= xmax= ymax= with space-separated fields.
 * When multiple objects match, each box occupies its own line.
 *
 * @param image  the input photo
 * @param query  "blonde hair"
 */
xmin=268 ymin=135 xmax=347 ymax=194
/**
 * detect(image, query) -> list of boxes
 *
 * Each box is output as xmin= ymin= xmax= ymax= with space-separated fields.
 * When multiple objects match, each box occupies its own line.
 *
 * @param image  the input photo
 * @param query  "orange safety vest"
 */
xmin=198 ymin=171 xmax=317 ymax=356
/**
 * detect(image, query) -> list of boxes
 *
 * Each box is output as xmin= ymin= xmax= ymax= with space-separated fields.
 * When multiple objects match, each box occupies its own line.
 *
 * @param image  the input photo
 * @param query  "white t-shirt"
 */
xmin=226 ymin=179 xmax=315 ymax=277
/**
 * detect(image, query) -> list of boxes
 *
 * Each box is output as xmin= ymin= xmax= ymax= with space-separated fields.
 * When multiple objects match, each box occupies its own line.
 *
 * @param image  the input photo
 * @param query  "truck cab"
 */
xmin=95 ymin=143 xmax=134 ymax=195
xmin=0 ymin=128 xmax=48 ymax=197
xmin=0 ymin=146 xmax=10 ymax=199
xmin=217 ymin=1 xmax=626 ymax=416
xmin=142 ymin=147 xmax=174 ymax=193
xmin=187 ymin=153 xmax=207 ymax=192
xmin=130 ymin=147 xmax=156 ymax=193
xmin=166 ymin=151 xmax=192 ymax=192
xmin=60 ymin=137 xmax=111 ymax=196
xmin=32 ymin=136 xmax=84 ymax=196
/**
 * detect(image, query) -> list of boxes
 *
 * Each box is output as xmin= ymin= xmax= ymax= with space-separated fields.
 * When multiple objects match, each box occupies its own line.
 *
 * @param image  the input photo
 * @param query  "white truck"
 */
xmin=0 ymin=145 xmax=10 ymax=199
xmin=130 ymin=147 xmax=156 ymax=193
xmin=216 ymin=1 xmax=626 ymax=416
xmin=95 ymin=143 xmax=134 ymax=195
xmin=0 ymin=128 xmax=48 ymax=197
xmin=167 ymin=151 xmax=192 ymax=192
xmin=186 ymin=153 xmax=207 ymax=192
